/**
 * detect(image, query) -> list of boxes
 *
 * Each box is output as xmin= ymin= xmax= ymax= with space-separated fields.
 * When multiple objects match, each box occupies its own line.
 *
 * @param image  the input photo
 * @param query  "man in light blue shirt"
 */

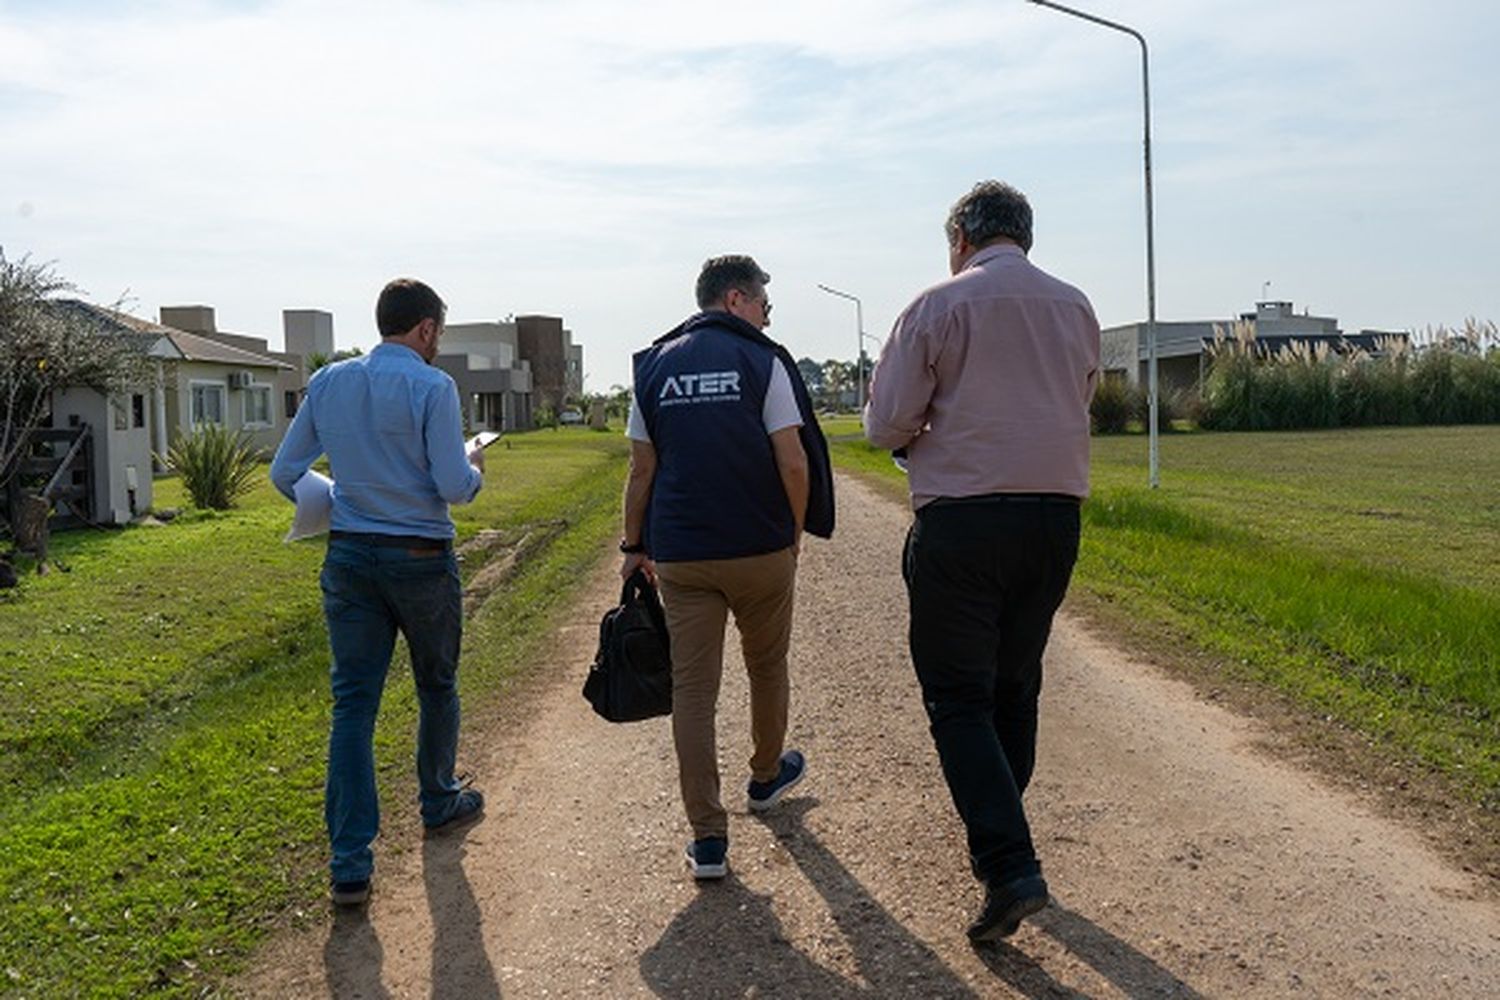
xmin=271 ymin=278 xmax=485 ymax=906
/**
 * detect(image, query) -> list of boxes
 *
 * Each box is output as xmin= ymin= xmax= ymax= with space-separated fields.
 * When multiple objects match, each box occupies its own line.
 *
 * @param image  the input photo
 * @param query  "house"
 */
xmin=33 ymin=301 xmax=180 ymax=526
xmin=156 ymin=305 xmax=317 ymax=453
xmin=1101 ymin=301 xmax=1410 ymax=391
xmin=436 ymin=313 xmax=584 ymax=431
xmin=436 ymin=321 xmax=535 ymax=432
xmin=515 ymin=315 xmax=583 ymax=414
xmin=35 ymin=302 xmax=327 ymax=527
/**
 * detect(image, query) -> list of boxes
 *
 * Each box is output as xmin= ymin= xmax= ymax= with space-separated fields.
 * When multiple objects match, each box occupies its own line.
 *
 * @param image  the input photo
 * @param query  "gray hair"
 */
xmin=944 ymin=181 xmax=1033 ymax=253
xmin=696 ymin=255 xmax=771 ymax=309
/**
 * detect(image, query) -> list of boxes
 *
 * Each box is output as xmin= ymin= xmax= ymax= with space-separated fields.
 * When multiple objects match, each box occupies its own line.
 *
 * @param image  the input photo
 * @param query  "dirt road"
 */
xmin=239 ymin=473 xmax=1499 ymax=998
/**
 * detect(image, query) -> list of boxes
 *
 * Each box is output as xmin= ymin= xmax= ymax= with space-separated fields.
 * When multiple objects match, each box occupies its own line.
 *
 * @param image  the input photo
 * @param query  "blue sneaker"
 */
xmin=746 ymin=749 xmax=806 ymax=813
xmin=686 ymin=836 xmax=728 ymax=880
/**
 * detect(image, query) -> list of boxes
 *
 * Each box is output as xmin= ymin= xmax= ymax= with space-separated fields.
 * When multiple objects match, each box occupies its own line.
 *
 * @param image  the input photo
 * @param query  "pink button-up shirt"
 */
xmin=864 ymin=243 xmax=1100 ymax=509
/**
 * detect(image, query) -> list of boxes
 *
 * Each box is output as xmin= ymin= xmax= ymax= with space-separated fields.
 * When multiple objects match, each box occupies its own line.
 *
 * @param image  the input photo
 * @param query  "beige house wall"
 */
xmin=163 ymin=360 xmax=287 ymax=454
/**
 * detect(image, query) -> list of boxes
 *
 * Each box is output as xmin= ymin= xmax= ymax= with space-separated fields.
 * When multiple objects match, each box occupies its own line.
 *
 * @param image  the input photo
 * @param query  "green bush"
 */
xmin=162 ymin=424 xmax=261 ymax=510
xmin=1090 ymin=375 xmax=1135 ymax=434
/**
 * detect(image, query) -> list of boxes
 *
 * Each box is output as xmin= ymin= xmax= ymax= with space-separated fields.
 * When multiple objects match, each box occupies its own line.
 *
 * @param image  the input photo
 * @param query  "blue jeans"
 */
xmin=320 ymin=537 xmax=465 ymax=883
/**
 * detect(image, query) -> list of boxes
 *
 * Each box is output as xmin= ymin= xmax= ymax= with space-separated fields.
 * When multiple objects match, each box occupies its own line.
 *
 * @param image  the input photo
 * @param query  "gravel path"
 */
xmin=239 ymin=473 xmax=1500 ymax=998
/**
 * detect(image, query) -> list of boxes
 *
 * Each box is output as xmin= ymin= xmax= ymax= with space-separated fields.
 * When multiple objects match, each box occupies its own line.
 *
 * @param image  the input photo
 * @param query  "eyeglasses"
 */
xmin=735 ymin=288 xmax=771 ymax=313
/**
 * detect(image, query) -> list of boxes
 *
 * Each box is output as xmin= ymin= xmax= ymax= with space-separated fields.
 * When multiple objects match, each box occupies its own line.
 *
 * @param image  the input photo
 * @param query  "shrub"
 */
xmin=1132 ymin=384 xmax=1197 ymax=431
xmin=1090 ymin=375 xmax=1135 ymax=434
xmin=162 ymin=425 xmax=261 ymax=510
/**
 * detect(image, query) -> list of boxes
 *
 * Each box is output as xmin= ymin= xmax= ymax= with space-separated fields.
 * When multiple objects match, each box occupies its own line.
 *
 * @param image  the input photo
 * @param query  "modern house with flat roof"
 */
xmin=436 ymin=321 xmax=535 ymax=432
xmin=436 ymin=313 xmax=584 ymax=431
xmin=1101 ymin=301 xmax=1409 ymax=391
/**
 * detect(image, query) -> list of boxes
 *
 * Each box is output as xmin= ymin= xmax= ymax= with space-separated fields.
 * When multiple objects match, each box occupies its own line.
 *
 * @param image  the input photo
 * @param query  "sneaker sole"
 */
xmin=746 ymin=766 xmax=805 ymax=813
xmin=969 ymin=893 xmax=1048 ymax=942
xmin=685 ymin=848 xmax=728 ymax=880
xmin=330 ymin=886 xmax=370 ymax=906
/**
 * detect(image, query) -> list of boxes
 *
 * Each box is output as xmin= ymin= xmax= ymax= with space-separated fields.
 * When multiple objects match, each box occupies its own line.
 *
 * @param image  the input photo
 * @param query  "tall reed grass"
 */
xmin=1201 ymin=319 xmax=1500 ymax=431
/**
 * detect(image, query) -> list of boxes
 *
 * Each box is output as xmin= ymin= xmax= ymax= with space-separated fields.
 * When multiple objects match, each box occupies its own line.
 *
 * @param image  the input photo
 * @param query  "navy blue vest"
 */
xmin=634 ymin=314 xmax=796 ymax=562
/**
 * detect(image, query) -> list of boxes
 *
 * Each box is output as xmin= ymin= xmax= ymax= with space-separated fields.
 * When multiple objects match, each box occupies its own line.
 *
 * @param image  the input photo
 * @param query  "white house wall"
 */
xmin=50 ymin=386 xmax=154 ymax=525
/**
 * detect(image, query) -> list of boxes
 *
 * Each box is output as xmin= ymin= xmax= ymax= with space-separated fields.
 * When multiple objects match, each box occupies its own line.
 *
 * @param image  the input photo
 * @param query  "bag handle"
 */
xmin=620 ymin=567 xmax=654 ymax=605
xmin=620 ymin=567 xmax=669 ymax=640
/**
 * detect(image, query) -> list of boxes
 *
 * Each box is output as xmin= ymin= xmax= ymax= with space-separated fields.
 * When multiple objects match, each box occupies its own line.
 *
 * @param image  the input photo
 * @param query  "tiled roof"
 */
xmin=165 ymin=327 xmax=291 ymax=369
xmin=54 ymin=300 xmax=290 ymax=369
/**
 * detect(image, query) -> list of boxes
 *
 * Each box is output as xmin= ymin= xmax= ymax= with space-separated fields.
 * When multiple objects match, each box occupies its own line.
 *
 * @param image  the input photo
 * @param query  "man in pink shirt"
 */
xmin=864 ymin=181 xmax=1100 ymax=942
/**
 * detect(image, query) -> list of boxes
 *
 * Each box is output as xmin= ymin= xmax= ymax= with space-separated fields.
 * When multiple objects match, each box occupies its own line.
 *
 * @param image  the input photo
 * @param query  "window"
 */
xmin=113 ymin=397 xmax=128 ymax=431
xmin=132 ymin=394 xmax=146 ymax=429
xmin=284 ymin=390 xmax=299 ymax=419
xmin=190 ymin=382 xmax=225 ymax=426
xmin=243 ymin=385 xmax=272 ymax=428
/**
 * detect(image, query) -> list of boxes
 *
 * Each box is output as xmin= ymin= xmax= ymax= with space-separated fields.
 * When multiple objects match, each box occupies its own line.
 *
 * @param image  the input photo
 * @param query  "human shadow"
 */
xmin=423 ymin=827 xmax=503 ymax=1000
xmin=640 ymin=869 xmax=860 ymax=999
xmin=641 ymin=797 xmax=980 ymax=998
xmin=323 ymin=905 xmax=391 ymax=1000
xmin=757 ymin=798 xmax=980 ymax=998
xmin=973 ymin=900 xmax=1204 ymax=999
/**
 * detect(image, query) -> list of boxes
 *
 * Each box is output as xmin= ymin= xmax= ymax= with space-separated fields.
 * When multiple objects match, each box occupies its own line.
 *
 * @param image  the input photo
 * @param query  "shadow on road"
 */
xmin=973 ymin=900 xmax=1204 ymax=999
xmin=641 ymin=797 xmax=978 ymax=998
xmin=323 ymin=906 xmax=391 ymax=1000
xmin=423 ymin=826 xmax=504 ymax=999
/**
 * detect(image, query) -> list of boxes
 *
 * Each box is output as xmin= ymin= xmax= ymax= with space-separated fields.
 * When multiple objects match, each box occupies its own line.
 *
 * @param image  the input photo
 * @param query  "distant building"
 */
xmin=516 ymin=314 xmax=583 ymax=414
xmin=1101 ymin=301 xmax=1409 ymax=391
xmin=24 ymin=300 xmax=336 ymax=529
xmin=436 ymin=321 xmax=535 ymax=432
xmin=436 ymin=313 xmax=583 ymax=431
xmin=156 ymin=304 xmax=343 ymax=453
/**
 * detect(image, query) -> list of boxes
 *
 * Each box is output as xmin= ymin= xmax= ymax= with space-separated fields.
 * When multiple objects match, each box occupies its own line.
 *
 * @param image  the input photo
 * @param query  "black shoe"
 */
xmin=330 ymin=878 xmax=371 ymax=906
xmin=967 ymin=875 xmax=1048 ymax=942
xmin=424 ymin=788 xmax=485 ymax=837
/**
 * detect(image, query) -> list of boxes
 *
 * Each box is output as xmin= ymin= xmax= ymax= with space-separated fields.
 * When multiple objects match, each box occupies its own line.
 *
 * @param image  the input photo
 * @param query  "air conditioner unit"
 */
xmin=227 ymin=370 xmax=255 ymax=389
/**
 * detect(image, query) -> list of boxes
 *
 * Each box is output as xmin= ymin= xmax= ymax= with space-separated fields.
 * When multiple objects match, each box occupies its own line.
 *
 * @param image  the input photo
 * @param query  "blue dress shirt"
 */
xmin=270 ymin=342 xmax=482 ymax=539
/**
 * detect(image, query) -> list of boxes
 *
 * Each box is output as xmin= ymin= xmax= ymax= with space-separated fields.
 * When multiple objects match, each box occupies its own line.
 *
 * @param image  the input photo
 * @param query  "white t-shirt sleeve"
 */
xmin=626 ymin=396 xmax=650 ymax=442
xmin=762 ymin=356 xmax=804 ymax=434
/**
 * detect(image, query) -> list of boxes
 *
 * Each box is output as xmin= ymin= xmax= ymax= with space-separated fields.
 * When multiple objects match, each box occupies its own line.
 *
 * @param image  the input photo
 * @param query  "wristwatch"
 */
xmin=619 ymin=539 xmax=647 ymax=554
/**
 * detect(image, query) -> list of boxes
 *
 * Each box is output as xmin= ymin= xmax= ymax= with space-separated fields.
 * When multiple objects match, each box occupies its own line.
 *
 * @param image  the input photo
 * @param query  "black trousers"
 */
xmin=903 ymin=494 xmax=1080 ymax=887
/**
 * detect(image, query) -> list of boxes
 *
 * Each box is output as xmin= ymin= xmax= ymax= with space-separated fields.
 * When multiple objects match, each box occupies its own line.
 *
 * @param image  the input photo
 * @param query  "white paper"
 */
xmin=468 ymin=431 xmax=501 ymax=451
xmin=285 ymin=469 xmax=334 ymax=542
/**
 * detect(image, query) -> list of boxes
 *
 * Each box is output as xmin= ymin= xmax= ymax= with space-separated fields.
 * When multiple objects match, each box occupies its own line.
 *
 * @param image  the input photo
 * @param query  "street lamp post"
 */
xmin=816 ymin=283 xmax=866 ymax=411
xmin=1028 ymin=0 xmax=1160 ymax=488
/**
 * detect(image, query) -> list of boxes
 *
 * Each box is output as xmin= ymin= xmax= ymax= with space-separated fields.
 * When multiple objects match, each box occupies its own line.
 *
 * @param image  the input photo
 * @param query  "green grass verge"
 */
xmin=0 ymin=427 xmax=628 ymax=998
xmin=821 ymin=416 xmax=1500 ymax=809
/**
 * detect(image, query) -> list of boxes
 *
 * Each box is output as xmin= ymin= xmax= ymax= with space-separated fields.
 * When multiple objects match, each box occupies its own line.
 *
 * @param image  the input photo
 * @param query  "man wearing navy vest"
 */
xmin=621 ymin=255 xmax=835 ymax=880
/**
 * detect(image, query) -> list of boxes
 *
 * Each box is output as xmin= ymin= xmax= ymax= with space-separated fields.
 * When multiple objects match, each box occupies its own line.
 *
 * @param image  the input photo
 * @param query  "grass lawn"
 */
xmin=0 ymin=426 xmax=629 ymax=998
xmin=821 ymin=417 xmax=1500 ymax=811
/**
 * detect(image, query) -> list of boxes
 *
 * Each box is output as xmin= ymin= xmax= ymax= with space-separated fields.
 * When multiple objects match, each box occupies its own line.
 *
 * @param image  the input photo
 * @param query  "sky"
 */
xmin=2 ymin=0 xmax=1497 ymax=390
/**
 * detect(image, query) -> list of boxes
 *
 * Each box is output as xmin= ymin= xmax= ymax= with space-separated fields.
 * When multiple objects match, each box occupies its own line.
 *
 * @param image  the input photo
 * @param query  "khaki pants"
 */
xmin=656 ymin=547 xmax=797 ymax=840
